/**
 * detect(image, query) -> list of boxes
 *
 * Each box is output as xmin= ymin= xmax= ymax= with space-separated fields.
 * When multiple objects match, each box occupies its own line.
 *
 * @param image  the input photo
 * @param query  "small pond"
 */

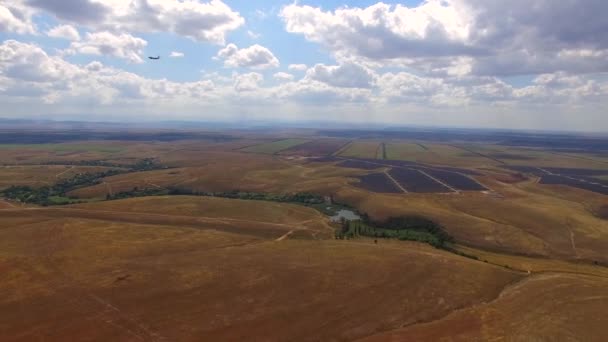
xmin=330 ymin=209 xmax=361 ymax=222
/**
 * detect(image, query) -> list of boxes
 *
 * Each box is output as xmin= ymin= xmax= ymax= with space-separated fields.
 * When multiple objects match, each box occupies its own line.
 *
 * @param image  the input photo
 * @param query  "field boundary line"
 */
xmin=416 ymin=169 xmax=459 ymax=193
xmin=449 ymin=144 xmax=506 ymax=165
xmin=383 ymin=170 xmax=408 ymax=193
xmin=332 ymin=140 xmax=354 ymax=156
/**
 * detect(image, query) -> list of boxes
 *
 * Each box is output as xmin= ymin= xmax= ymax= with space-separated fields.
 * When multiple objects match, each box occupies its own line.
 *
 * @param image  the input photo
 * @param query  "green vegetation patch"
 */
xmin=338 ymin=141 xmax=381 ymax=159
xmin=241 ymin=139 xmax=309 ymax=154
xmin=0 ymin=144 xmax=124 ymax=153
xmin=335 ymin=215 xmax=453 ymax=249
xmin=384 ymin=142 xmax=428 ymax=161
xmin=1 ymin=158 xmax=167 ymax=206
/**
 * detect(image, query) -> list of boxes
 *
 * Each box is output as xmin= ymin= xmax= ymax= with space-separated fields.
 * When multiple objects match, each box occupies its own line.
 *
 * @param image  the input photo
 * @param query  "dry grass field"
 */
xmin=240 ymin=139 xmax=309 ymax=154
xmin=339 ymin=141 xmax=382 ymax=159
xmin=360 ymin=273 xmax=608 ymax=342
xmin=0 ymin=165 xmax=119 ymax=190
xmin=0 ymin=204 xmax=525 ymax=341
xmin=1 ymin=130 xmax=608 ymax=341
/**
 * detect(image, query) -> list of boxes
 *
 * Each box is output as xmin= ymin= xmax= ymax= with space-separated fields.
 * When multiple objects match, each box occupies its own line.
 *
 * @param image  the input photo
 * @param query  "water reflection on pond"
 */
xmin=330 ymin=209 xmax=361 ymax=222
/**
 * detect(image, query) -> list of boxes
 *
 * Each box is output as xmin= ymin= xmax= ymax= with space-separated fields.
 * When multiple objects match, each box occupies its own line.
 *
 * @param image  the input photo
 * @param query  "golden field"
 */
xmin=1 ymin=131 xmax=607 ymax=341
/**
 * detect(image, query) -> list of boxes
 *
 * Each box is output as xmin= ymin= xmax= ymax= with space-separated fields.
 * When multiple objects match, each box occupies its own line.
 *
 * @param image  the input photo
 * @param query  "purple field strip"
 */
xmin=430 ymin=166 xmax=481 ymax=176
xmin=388 ymin=168 xmax=452 ymax=193
xmin=539 ymin=175 xmax=608 ymax=195
xmin=281 ymin=139 xmax=349 ymax=156
xmin=421 ymin=169 xmax=487 ymax=191
xmin=542 ymin=167 xmax=608 ymax=176
xmin=355 ymin=173 xmax=403 ymax=193
xmin=337 ymin=160 xmax=384 ymax=170
xmin=308 ymin=156 xmax=340 ymax=163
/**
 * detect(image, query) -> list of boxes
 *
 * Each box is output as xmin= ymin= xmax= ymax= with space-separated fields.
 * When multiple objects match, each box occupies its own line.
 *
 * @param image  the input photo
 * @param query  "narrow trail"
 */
xmin=1 ymin=199 xmax=16 ymax=208
xmin=275 ymin=230 xmax=296 ymax=241
xmin=356 ymin=273 xmax=589 ymax=342
xmin=566 ymin=224 xmax=579 ymax=258
xmin=55 ymin=166 xmax=74 ymax=178
xmin=145 ymin=180 xmax=164 ymax=189
xmin=0 ymin=207 xmax=331 ymax=239
xmin=103 ymin=181 xmax=113 ymax=197
xmin=10 ymin=254 xmax=168 ymax=342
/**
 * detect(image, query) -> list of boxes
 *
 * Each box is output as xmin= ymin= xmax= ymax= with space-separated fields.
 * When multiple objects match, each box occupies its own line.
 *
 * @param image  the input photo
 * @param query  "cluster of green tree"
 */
xmin=45 ymin=160 xmax=125 ymax=168
xmin=55 ymin=169 xmax=123 ymax=191
xmin=2 ymin=168 xmax=122 ymax=205
xmin=45 ymin=158 xmax=167 ymax=172
xmin=167 ymin=188 xmax=326 ymax=205
xmin=1 ymin=185 xmax=80 ymax=206
xmin=107 ymin=187 xmax=168 ymax=200
xmin=130 ymin=158 xmax=168 ymax=172
xmin=335 ymin=215 xmax=453 ymax=249
xmin=1 ymin=159 xmax=167 ymax=206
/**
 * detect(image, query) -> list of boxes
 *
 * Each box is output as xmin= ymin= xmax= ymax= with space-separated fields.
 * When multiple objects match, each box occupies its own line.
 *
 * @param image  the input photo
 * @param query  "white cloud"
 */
xmin=0 ymin=3 xmax=36 ymax=34
xmin=64 ymin=31 xmax=147 ymax=63
xmin=2 ymin=39 xmax=608 ymax=131
xmin=0 ymin=40 xmax=220 ymax=105
xmin=233 ymin=72 xmax=263 ymax=92
xmin=273 ymin=72 xmax=294 ymax=82
xmin=288 ymin=64 xmax=307 ymax=71
xmin=169 ymin=51 xmax=184 ymax=58
xmin=0 ymin=40 xmax=81 ymax=83
xmin=306 ymin=63 xmax=375 ymax=88
xmin=281 ymin=1 xmax=473 ymax=60
xmin=281 ymin=1 xmax=608 ymax=76
xmin=216 ymin=43 xmax=279 ymax=69
xmin=23 ymin=0 xmax=244 ymax=44
xmin=247 ymin=30 xmax=260 ymax=39
xmin=47 ymin=24 xmax=80 ymax=41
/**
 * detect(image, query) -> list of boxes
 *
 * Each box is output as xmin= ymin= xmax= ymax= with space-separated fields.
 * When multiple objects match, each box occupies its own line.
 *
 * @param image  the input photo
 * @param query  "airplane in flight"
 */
xmin=148 ymin=56 xmax=160 ymax=60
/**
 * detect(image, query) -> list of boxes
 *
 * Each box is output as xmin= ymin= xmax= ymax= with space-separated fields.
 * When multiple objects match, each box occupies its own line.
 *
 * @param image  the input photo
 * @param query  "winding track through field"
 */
xmin=0 ymin=207 xmax=331 ymax=239
xmin=55 ymin=165 xmax=74 ymax=178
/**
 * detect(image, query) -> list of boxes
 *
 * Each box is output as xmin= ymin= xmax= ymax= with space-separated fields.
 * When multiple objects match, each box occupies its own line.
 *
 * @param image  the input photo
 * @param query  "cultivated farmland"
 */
xmin=241 ymin=138 xmax=309 ymax=154
xmin=338 ymin=141 xmax=382 ymax=159
xmin=355 ymin=173 xmax=403 ymax=193
xmin=388 ymin=168 xmax=452 ymax=193
xmin=280 ymin=138 xmax=349 ymax=156
xmin=1 ymin=127 xmax=608 ymax=341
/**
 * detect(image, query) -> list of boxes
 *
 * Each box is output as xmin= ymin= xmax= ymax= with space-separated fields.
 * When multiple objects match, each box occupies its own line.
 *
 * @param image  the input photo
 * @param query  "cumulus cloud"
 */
xmin=64 ymin=31 xmax=147 ymax=63
xmin=0 ymin=40 xmax=219 ymax=104
xmin=47 ymin=24 xmax=80 ymax=40
xmin=169 ymin=51 xmax=184 ymax=58
xmin=26 ymin=0 xmax=108 ymax=24
xmin=273 ymin=72 xmax=294 ymax=82
xmin=288 ymin=64 xmax=307 ymax=71
xmin=23 ymin=0 xmax=244 ymax=44
xmin=281 ymin=1 xmax=475 ymax=60
xmin=306 ymin=63 xmax=375 ymax=88
xmin=281 ymin=0 xmax=608 ymax=76
xmin=233 ymin=72 xmax=263 ymax=91
xmin=216 ymin=43 xmax=279 ymax=69
xmin=1 ymin=36 xmax=608 ymax=130
xmin=0 ymin=3 xmax=36 ymax=34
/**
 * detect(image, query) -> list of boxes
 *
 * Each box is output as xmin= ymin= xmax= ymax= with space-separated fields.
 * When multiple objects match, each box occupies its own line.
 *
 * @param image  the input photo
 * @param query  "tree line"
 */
xmin=1 ymin=158 xmax=166 ymax=206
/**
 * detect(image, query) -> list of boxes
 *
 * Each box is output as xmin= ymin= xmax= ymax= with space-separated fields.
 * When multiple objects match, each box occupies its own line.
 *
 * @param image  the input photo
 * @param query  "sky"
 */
xmin=0 ymin=0 xmax=607 ymax=131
